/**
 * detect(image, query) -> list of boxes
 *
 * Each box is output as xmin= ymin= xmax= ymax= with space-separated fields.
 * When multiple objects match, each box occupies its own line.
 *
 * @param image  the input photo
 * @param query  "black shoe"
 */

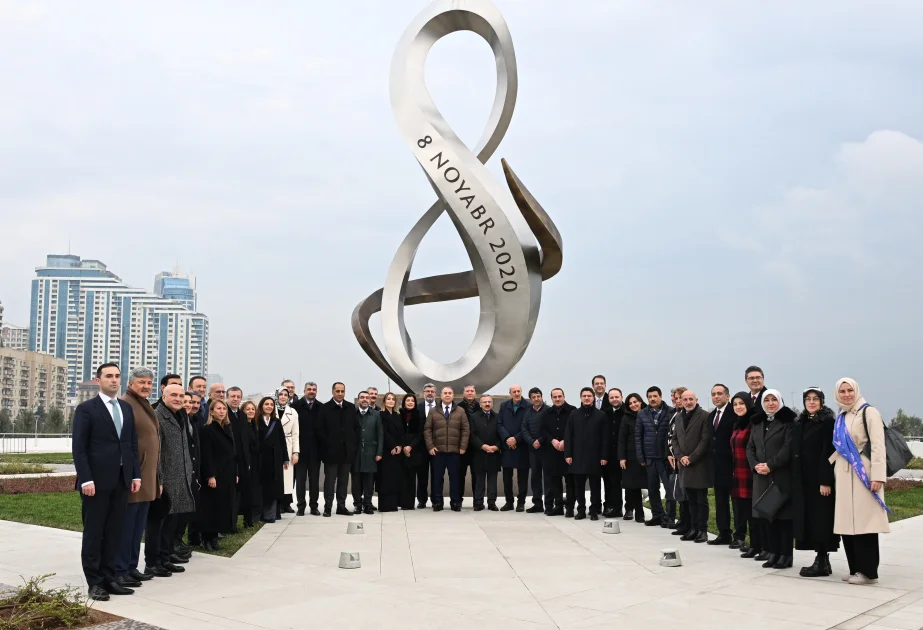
xmin=551 ymin=507 xmax=564 ymax=516
xmin=89 ymin=585 xmax=110 ymax=601
xmin=761 ymin=553 xmax=779 ymax=568
xmin=487 ymin=503 xmax=499 ymax=511
xmin=323 ymin=509 xmax=331 ymax=517
xmin=474 ymin=504 xmax=484 ymax=511
xmin=129 ymin=568 xmax=152 ymax=582
xmin=451 ymin=504 xmax=461 ymax=512
xmin=283 ymin=505 xmax=295 ymax=514
xmin=755 ymin=550 xmax=771 ymax=562
xmin=680 ymin=529 xmax=698 ymax=541
xmin=162 ymin=562 xmax=185 ymax=573
xmin=672 ymin=528 xmax=689 ymax=536
xmin=800 ymin=554 xmax=826 ymax=577
xmin=310 ymin=508 xmax=321 ymax=516
xmin=574 ymin=511 xmax=586 ymax=520
xmin=708 ymin=534 xmax=731 ymax=546
xmin=823 ymin=554 xmax=832 ymax=576
xmin=417 ymin=501 xmax=427 ymax=509
xmin=662 ymin=519 xmax=676 ymax=529
xmin=500 ymin=503 xmax=514 ymax=512
xmin=589 ymin=513 xmax=599 ymax=521
xmin=544 ymin=508 xmax=554 ymax=516
xmin=694 ymin=532 xmax=709 ymax=543
xmin=623 ymin=510 xmax=634 ymax=521
xmin=565 ymin=508 xmax=574 ymax=518
xmin=145 ymin=565 xmax=171 ymax=578
xmin=729 ymin=539 xmax=744 ymax=550
xmin=336 ymin=506 xmax=352 ymax=516
xmin=364 ymin=506 xmax=374 ymax=515
xmin=602 ymin=508 xmax=615 ymax=518
xmin=635 ymin=514 xmax=645 ymax=523
xmin=175 ymin=544 xmax=193 ymax=554
xmin=117 ymin=575 xmax=142 ymax=588
xmin=169 ymin=554 xmax=189 ymax=564
xmin=741 ymin=547 xmax=759 ymax=559
xmin=296 ymin=508 xmax=305 ymax=516
xmin=526 ymin=505 xmax=544 ymax=513
xmin=516 ymin=502 xmax=525 ymax=512
xmin=353 ymin=505 xmax=363 ymax=515
xmin=104 ymin=581 xmax=134 ymax=596
xmin=433 ymin=504 xmax=444 ymax=512
xmin=613 ymin=509 xmax=623 ymax=517
xmin=773 ymin=555 xmax=793 ymax=569
xmin=644 ymin=517 xmax=660 ymax=526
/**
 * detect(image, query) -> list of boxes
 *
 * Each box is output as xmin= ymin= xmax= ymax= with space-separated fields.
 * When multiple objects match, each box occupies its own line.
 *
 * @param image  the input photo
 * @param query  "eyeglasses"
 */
xmin=746 ymin=376 xmax=763 ymax=381
xmin=213 ymin=389 xmax=226 ymax=394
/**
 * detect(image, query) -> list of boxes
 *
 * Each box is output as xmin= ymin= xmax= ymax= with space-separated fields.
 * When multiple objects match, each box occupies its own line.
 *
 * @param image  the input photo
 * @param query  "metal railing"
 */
xmin=0 ymin=434 xmax=27 ymax=454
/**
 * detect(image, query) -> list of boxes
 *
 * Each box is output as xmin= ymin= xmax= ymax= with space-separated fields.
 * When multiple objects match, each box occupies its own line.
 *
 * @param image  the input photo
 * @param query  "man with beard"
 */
xmin=542 ymin=388 xmax=575 ymax=516
xmin=316 ymin=382 xmax=357 ymax=517
xmin=672 ymin=389 xmax=712 ymax=543
xmin=457 ymin=385 xmax=480 ymax=505
xmin=520 ymin=387 xmax=549 ymax=513
xmin=565 ymin=388 xmax=609 ymax=520
xmin=602 ymin=388 xmax=624 ymax=518
xmin=152 ymin=374 xmax=182 ymax=409
xmin=498 ymin=384 xmax=530 ymax=512
xmin=227 ymin=386 xmax=254 ymax=529
xmin=293 ymin=382 xmax=322 ymax=516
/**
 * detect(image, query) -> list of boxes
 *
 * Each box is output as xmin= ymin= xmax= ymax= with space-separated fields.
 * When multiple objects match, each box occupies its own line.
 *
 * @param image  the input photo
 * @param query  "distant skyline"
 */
xmin=1 ymin=1 xmax=920 ymax=421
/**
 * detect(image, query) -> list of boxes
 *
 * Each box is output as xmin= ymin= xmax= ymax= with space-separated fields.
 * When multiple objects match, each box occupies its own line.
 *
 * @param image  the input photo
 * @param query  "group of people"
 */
xmin=72 ymin=362 xmax=892 ymax=601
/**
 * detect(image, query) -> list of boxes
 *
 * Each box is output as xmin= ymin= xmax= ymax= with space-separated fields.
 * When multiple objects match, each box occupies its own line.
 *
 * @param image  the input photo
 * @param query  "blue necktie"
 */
xmin=444 ymin=406 xmax=450 ymax=419
xmin=110 ymin=399 xmax=123 ymax=437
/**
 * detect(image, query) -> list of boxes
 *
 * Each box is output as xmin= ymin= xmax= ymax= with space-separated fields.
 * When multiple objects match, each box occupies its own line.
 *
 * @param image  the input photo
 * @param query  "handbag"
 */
xmin=752 ymin=475 xmax=785 ymax=522
xmin=860 ymin=405 xmax=913 ymax=477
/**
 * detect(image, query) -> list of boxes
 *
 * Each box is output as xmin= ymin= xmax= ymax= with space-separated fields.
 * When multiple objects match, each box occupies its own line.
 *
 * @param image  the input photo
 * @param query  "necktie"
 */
xmin=714 ymin=409 xmax=721 ymax=429
xmin=752 ymin=394 xmax=757 ymax=403
xmin=110 ymin=399 xmax=123 ymax=437
xmin=444 ymin=406 xmax=450 ymax=419
xmin=596 ymin=398 xmax=601 ymax=410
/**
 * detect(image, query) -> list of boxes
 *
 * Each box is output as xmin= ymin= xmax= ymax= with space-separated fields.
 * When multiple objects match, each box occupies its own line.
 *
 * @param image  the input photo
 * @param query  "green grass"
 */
xmin=0 ymin=453 xmax=73 ymax=465
xmin=885 ymin=486 xmax=923 ymax=522
xmin=191 ymin=516 xmax=264 ymax=558
xmin=0 ymin=462 xmax=54 ymax=475
xmin=906 ymin=458 xmax=923 ymax=470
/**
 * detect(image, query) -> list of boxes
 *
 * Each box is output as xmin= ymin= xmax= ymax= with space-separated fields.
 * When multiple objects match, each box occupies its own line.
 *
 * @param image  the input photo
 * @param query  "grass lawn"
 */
xmin=907 ymin=458 xmax=923 ymax=470
xmin=0 ymin=492 xmax=264 ymax=557
xmin=0 ymin=453 xmax=74 ymax=465
xmin=0 ymin=462 xmax=54 ymax=475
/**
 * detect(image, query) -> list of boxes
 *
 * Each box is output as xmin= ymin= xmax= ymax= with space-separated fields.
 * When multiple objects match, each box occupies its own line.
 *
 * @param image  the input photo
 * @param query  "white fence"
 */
xmin=0 ymin=434 xmax=72 ymax=454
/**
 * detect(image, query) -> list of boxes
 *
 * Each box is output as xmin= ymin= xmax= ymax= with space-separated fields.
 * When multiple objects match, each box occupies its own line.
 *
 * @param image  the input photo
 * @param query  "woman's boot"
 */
xmin=800 ymin=552 xmax=825 ymax=577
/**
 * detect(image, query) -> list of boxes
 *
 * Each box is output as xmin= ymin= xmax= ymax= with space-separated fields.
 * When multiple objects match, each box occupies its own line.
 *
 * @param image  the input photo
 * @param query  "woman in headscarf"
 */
xmin=257 ymin=397 xmax=289 ymax=524
xmin=792 ymin=387 xmax=839 ymax=577
xmin=619 ymin=393 xmax=647 ymax=523
xmin=830 ymin=378 xmax=890 ymax=585
xmin=399 ymin=393 xmax=424 ymax=510
xmin=378 ymin=393 xmax=404 ymax=512
xmin=746 ymin=389 xmax=796 ymax=569
xmin=275 ymin=388 xmax=300 ymax=516
xmin=730 ymin=392 xmax=760 ymax=557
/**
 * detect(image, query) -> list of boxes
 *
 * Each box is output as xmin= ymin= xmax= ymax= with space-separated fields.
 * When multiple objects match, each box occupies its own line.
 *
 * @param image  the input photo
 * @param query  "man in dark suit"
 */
xmin=72 ymin=363 xmax=141 ymax=601
xmin=745 ymin=366 xmax=767 ymax=408
xmin=591 ymin=375 xmax=613 ymax=413
xmin=416 ymin=383 xmax=438 ymax=508
xmin=707 ymin=384 xmax=735 ymax=546
xmin=188 ymin=375 xmax=208 ymax=425
xmin=316 ymin=382 xmax=357 ymax=517
xmin=292 ymin=381 xmax=322 ymax=516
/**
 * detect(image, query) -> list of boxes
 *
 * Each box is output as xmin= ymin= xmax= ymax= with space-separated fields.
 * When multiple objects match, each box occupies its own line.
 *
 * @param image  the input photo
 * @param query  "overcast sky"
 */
xmin=1 ymin=1 xmax=921 ymax=420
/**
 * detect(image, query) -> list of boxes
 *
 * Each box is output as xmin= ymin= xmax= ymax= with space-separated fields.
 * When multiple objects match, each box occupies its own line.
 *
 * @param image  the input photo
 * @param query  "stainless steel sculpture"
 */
xmin=351 ymin=0 xmax=563 ymax=394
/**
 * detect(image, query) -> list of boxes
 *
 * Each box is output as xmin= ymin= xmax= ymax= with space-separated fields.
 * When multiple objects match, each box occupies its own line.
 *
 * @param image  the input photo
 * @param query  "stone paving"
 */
xmin=1 ymin=501 xmax=921 ymax=630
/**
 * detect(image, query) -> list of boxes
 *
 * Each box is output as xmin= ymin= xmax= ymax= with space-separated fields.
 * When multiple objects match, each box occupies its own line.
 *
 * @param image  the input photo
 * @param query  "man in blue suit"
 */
xmin=72 ymin=363 xmax=141 ymax=601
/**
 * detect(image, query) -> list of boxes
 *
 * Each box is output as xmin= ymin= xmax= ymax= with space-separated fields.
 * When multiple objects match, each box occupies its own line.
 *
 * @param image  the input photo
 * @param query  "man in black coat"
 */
xmin=520 ymin=387 xmax=549 ymax=513
xmin=72 ymin=363 xmax=141 ymax=601
xmin=293 ymin=381 xmax=322 ymax=516
xmin=416 ymin=383 xmax=438 ymax=508
xmin=468 ymin=395 xmax=502 ymax=510
xmin=542 ymin=388 xmax=575 ymax=516
xmin=707 ymin=384 xmax=735 ymax=546
xmin=745 ymin=365 xmax=767 ymax=409
xmin=316 ymin=382 xmax=357 ymax=517
xmin=457 ymin=384 xmax=480 ymax=503
xmin=602 ymin=388 xmax=624 ymax=518
xmin=564 ymin=387 xmax=610 ymax=520
xmin=592 ymin=375 xmax=612 ymax=413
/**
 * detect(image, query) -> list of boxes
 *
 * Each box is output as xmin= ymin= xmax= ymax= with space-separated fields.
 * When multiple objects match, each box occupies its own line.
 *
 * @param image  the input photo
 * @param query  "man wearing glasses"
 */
xmin=744 ymin=367 xmax=767 ymax=408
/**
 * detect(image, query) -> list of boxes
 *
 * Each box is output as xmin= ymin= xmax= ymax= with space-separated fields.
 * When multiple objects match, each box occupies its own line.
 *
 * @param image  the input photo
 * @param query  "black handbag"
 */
xmin=752 ymin=476 xmax=785 ymax=522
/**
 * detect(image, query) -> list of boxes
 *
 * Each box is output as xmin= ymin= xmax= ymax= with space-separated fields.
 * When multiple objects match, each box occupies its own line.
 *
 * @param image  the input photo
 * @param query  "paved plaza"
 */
xmin=1 ymin=503 xmax=922 ymax=630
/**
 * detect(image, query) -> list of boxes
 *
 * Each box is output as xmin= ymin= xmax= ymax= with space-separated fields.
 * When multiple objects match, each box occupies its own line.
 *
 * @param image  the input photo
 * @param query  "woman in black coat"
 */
xmin=792 ymin=387 xmax=839 ymax=577
xmin=257 ymin=397 xmax=289 ymax=524
xmin=242 ymin=401 xmax=262 ymax=525
xmin=399 ymin=394 xmax=423 ymax=510
xmin=199 ymin=400 xmax=238 ymax=550
xmin=378 ymin=393 xmax=404 ymax=512
xmin=619 ymin=394 xmax=647 ymax=523
xmin=747 ymin=389 xmax=796 ymax=569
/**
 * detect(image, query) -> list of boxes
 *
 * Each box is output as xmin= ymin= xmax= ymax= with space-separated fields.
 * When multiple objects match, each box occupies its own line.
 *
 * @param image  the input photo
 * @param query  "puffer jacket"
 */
xmin=424 ymin=403 xmax=470 ymax=454
xmin=635 ymin=403 xmax=674 ymax=463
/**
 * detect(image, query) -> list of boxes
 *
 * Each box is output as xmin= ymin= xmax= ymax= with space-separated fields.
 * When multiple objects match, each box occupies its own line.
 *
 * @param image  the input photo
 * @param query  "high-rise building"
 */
xmin=1 ymin=323 xmax=30 ymax=350
xmin=29 ymin=254 xmax=209 ymax=400
xmin=154 ymin=268 xmax=197 ymax=311
xmin=0 ymin=347 xmax=68 ymax=420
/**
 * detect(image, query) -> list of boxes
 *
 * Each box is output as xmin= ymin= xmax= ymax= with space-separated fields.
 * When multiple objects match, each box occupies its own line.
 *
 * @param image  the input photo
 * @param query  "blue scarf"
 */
xmin=833 ymin=403 xmax=890 ymax=514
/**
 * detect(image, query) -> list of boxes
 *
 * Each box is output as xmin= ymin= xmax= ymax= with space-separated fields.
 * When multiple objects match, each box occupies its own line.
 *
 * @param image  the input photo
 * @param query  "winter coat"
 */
xmin=635 ymin=404 xmax=673 ymax=463
xmin=155 ymin=404 xmax=196 ymax=515
xmin=792 ymin=407 xmax=839 ymax=551
xmin=671 ymin=405 xmax=713 ymax=490
xmin=292 ymin=397 xmax=322 ymax=467
xmin=121 ymin=388 xmax=161 ymax=503
xmin=747 ymin=407 xmax=796 ymax=521
xmin=278 ymin=405 xmax=300 ymax=494
xmin=708 ymin=404 xmax=734 ymax=488
xmin=604 ymin=405 xmax=623 ymax=462
xmin=730 ymin=416 xmax=753 ymax=500
xmin=542 ymin=403 xmax=575 ymax=476
xmin=424 ymin=404 xmax=470 ymax=454
xmin=617 ymin=410 xmax=646 ymax=489
xmin=521 ymin=403 xmax=549 ymax=453
xmin=228 ymin=408 xmax=255 ymax=510
xmin=198 ymin=421 xmax=237 ymax=534
xmin=258 ymin=416 xmax=289 ymax=501
xmin=468 ymin=409 xmax=503 ymax=474
xmin=400 ymin=408 xmax=425 ymax=468
xmin=317 ymin=399 xmax=358 ymax=465
xmin=378 ymin=409 xmax=404 ymax=495
xmin=830 ymin=404 xmax=890 ymax=535
xmin=354 ymin=409 xmax=383 ymax=474
xmin=498 ymin=399 xmax=530 ymax=469
xmin=564 ymin=405 xmax=609 ymax=475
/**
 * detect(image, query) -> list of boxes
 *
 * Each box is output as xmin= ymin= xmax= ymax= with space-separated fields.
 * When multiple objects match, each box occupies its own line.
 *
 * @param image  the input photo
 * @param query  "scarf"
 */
xmin=832 ymin=403 xmax=890 ymax=514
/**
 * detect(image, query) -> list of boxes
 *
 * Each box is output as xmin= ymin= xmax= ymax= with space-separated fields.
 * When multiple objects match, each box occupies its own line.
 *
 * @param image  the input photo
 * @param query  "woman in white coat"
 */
xmin=276 ymin=387 xmax=300 ymax=515
xmin=829 ymin=378 xmax=890 ymax=585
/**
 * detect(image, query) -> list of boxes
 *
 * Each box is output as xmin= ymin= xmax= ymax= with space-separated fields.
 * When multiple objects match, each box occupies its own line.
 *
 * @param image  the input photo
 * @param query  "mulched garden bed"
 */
xmin=0 ymin=476 xmax=76 ymax=495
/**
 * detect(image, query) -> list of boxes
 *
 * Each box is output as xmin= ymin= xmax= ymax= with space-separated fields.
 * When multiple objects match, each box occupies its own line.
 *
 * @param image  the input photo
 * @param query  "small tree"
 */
xmin=43 ymin=407 xmax=66 ymax=434
xmin=14 ymin=409 xmax=36 ymax=434
xmin=890 ymin=409 xmax=923 ymax=437
xmin=0 ymin=408 xmax=12 ymax=433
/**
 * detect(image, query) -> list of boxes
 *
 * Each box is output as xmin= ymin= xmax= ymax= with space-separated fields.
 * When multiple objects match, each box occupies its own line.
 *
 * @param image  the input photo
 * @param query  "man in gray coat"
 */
xmin=352 ymin=391 xmax=382 ymax=515
xmin=672 ymin=389 xmax=713 ymax=544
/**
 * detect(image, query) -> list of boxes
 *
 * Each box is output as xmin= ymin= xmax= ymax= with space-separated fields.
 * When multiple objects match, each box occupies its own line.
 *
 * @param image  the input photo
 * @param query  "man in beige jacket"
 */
xmin=424 ymin=387 xmax=470 ymax=512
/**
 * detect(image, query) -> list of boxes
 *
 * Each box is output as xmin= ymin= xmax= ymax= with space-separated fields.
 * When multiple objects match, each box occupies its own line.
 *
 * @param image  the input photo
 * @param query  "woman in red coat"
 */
xmin=729 ymin=392 xmax=761 ymax=558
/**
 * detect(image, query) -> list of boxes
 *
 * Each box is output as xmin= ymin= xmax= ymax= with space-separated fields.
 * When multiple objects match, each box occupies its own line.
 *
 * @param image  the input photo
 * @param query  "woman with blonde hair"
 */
xmin=378 ymin=393 xmax=404 ymax=512
xmin=830 ymin=378 xmax=890 ymax=585
xmin=199 ymin=400 xmax=237 ymax=550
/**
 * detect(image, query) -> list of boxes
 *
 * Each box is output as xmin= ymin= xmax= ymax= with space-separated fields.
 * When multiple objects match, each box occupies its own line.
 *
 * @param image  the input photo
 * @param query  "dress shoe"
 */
xmin=117 ymin=575 xmax=142 ymax=588
xmin=145 ymin=565 xmax=171 ymax=578
xmin=672 ymin=528 xmax=689 ymax=536
xmin=487 ymin=504 xmax=499 ymax=511
xmin=662 ymin=520 xmax=676 ymax=529
xmin=474 ymin=504 xmax=484 ymax=511
xmin=707 ymin=534 xmax=731 ymax=546
xmin=565 ymin=508 xmax=574 ymax=518
xmin=296 ymin=508 xmax=305 ymax=516
xmin=729 ymin=539 xmax=744 ymax=550
xmin=310 ymin=508 xmax=321 ymax=516
xmin=88 ymin=585 xmax=110 ymax=601
xmin=364 ymin=506 xmax=374 ymax=515
xmin=847 ymin=573 xmax=877 ymax=585
xmin=589 ymin=513 xmax=599 ymax=521
xmin=741 ymin=547 xmax=759 ymax=559
xmin=516 ymin=502 xmax=525 ymax=512
xmin=644 ymin=517 xmax=661 ymax=526
xmin=635 ymin=514 xmax=645 ymax=523
xmin=551 ymin=507 xmax=564 ymax=516
xmin=323 ymin=509 xmax=331 ymax=517
xmin=451 ymin=504 xmax=461 ymax=512
xmin=104 ymin=581 xmax=134 ymax=596
xmin=761 ymin=554 xmax=779 ymax=568
xmin=432 ymin=504 xmax=444 ymax=512
xmin=353 ymin=505 xmax=363 ymax=515
xmin=336 ymin=506 xmax=352 ymax=516
xmin=544 ymin=509 xmax=554 ymax=516
xmin=169 ymin=554 xmax=189 ymax=564
xmin=602 ymin=508 xmax=615 ymax=518
xmin=574 ymin=511 xmax=586 ymax=520
xmin=417 ymin=501 xmax=427 ymax=509
xmin=755 ymin=550 xmax=771 ymax=561
xmin=283 ymin=505 xmax=295 ymax=514
xmin=680 ymin=529 xmax=698 ymax=541
xmin=694 ymin=532 xmax=709 ymax=543
xmin=623 ymin=509 xmax=634 ymax=521
xmin=162 ymin=562 xmax=185 ymax=573
xmin=500 ymin=503 xmax=514 ymax=512
xmin=129 ymin=568 xmax=152 ymax=582
xmin=772 ymin=555 xmax=793 ymax=569
xmin=800 ymin=553 xmax=827 ymax=577
xmin=526 ymin=505 xmax=544 ymax=513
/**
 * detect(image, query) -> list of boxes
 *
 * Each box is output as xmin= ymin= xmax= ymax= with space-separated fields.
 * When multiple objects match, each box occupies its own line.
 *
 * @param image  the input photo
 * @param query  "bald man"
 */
xmin=671 ymin=390 xmax=712 ymax=543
